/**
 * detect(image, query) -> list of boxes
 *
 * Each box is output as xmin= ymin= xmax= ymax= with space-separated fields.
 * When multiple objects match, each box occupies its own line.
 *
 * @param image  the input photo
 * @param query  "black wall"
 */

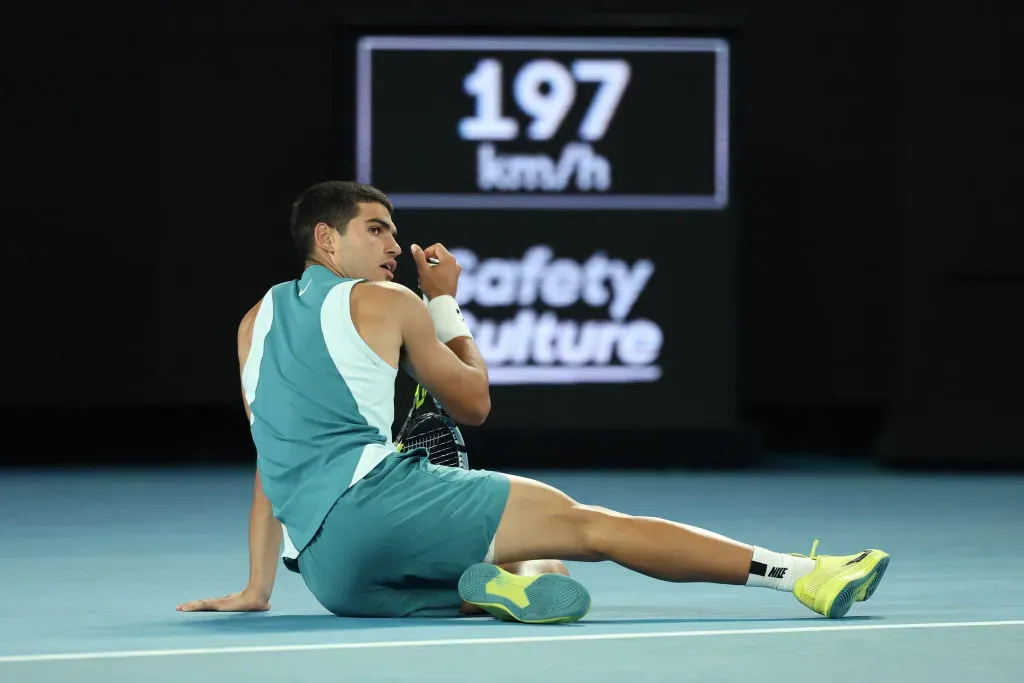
xmin=3 ymin=3 xmax=1020 ymax=469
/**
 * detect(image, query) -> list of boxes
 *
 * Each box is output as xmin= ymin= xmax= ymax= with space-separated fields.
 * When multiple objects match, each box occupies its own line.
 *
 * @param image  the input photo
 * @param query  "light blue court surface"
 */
xmin=2 ymin=465 xmax=1022 ymax=682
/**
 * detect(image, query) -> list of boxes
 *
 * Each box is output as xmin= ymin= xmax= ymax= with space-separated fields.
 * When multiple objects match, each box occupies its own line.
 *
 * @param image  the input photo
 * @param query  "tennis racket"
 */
xmin=280 ymin=383 xmax=469 ymax=574
xmin=394 ymin=383 xmax=470 ymax=470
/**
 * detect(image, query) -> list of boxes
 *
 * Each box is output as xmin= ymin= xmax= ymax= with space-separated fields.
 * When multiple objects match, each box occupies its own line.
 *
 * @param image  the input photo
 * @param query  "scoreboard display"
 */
xmin=340 ymin=27 xmax=739 ymax=434
xmin=355 ymin=36 xmax=730 ymax=210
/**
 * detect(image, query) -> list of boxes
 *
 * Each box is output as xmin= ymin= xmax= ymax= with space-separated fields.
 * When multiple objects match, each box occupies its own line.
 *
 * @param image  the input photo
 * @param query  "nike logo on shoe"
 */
xmin=845 ymin=551 xmax=871 ymax=565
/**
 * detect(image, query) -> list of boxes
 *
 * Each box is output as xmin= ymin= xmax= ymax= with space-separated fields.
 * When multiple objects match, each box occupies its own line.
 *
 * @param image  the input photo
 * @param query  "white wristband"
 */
xmin=427 ymin=295 xmax=472 ymax=343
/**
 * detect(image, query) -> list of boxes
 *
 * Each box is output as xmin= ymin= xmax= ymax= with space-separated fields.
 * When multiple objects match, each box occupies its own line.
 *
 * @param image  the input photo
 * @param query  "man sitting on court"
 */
xmin=176 ymin=180 xmax=889 ymax=623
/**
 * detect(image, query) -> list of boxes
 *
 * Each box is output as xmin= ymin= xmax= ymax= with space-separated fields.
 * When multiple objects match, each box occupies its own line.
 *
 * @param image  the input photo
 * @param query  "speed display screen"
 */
xmin=344 ymin=30 xmax=739 ymax=433
xmin=356 ymin=36 xmax=730 ymax=210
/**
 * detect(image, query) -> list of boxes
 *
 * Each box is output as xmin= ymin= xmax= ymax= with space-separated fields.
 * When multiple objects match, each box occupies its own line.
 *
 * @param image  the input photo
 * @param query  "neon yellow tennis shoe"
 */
xmin=791 ymin=540 xmax=890 ymax=618
xmin=458 ymin=563 xmax=592 ymax=624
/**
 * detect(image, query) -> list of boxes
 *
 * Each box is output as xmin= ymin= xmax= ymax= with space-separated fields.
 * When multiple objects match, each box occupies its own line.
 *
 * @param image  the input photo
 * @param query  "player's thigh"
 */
xmin=490 ymin=474 xmax=624 ymax=565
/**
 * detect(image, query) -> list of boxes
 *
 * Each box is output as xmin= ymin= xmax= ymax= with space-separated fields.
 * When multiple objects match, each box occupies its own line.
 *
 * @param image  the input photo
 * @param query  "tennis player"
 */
xmin=176 ymin=181 xmax=889 ymax=623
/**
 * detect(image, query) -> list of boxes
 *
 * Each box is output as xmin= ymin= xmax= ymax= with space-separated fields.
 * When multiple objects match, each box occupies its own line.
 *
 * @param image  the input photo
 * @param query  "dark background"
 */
xmin=2 ymin=2 xmax=1021 ymax=471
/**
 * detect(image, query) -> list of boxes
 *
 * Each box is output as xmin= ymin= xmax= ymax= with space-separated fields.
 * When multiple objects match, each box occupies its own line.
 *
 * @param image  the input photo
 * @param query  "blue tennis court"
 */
xmin=2 ymin=465 xmax=1022 ymax=682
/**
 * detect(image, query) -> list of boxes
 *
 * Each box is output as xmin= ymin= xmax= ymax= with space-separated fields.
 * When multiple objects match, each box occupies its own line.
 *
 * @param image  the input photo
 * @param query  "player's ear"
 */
xmin=314 ymin=223 xmax=335 ymax=253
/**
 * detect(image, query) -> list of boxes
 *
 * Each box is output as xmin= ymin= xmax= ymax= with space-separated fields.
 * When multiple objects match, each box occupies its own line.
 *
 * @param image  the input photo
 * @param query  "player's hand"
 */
xmin=176 ymin=587 xmax=270 ymax=613
xmin=411 ymin=242 xmax=461 ymax=300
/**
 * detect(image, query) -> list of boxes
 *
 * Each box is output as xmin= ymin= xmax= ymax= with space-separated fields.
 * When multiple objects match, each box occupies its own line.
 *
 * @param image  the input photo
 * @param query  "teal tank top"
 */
xmin=241 ymin=265 xmax=398 ymax=552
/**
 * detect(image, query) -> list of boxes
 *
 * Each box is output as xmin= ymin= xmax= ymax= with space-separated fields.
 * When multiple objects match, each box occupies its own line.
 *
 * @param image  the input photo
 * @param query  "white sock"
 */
xmin=745 ymin=546 xmax=816 ymax=592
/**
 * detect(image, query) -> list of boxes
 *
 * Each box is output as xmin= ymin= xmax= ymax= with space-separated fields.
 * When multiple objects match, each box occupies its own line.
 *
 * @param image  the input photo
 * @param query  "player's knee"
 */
xmin=573 ymin=504 xmax=631 ymax=560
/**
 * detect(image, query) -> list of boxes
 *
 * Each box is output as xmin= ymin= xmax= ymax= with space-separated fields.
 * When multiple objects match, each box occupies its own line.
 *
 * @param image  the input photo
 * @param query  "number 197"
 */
xmin=458 ymin=58 xmax=631 ymax=142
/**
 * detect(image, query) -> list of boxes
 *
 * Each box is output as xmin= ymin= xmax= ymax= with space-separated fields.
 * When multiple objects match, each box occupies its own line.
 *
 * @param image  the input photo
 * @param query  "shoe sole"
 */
xmin=458 ymin=563 xmax=591 ymax=624
xmin=818 ymin=551 xmax=890 ymax=618
xmin=858 ymin=553 xmax=889 ymax=602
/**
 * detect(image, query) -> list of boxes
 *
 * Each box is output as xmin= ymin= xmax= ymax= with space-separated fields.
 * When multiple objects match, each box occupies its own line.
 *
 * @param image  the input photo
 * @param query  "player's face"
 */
xmin=334 ymin=202 xmax=401 ymax=282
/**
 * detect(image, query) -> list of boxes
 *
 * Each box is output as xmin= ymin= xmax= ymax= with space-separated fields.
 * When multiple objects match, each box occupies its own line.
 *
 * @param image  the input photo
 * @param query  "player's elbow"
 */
xmin=458 ymin=384 xmax=491 ymax=426
xmin=458 ymin=392 xmax=490 ymax=426
xmin=471 ymin=395 xmax=492 ymax=426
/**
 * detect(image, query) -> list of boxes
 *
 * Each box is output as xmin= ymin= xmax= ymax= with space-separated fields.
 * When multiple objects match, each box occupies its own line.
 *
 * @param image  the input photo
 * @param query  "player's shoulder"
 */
xmin=351 ymin=280 xmax=422 ymax=307
xmin=238 ymin=281 xmax=291 ymax=335
xmin=237 ymin=298 xmax=263 ymax=340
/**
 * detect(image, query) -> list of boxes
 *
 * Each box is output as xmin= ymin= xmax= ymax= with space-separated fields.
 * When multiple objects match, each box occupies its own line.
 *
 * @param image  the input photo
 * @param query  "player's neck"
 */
xmin=304 ymin=258 xmax=346 ymax=280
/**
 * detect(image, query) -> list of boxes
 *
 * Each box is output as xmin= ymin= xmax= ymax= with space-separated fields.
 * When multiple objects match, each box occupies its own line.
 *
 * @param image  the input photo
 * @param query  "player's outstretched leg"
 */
xmin=458 ymin=474 xmax=889 ymax=623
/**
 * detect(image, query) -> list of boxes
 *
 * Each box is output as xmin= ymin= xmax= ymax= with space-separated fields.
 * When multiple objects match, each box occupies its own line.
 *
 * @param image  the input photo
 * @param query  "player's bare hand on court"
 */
xmin=412 ymin=242 xmax=461 ymax=300
xmin=176 ymin=588 xmax=270 ymax=613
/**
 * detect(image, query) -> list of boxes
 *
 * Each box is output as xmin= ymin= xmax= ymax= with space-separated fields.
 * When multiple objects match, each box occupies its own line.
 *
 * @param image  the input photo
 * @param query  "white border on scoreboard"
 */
xmin=356 ymin=36 xmax=730 ymax=211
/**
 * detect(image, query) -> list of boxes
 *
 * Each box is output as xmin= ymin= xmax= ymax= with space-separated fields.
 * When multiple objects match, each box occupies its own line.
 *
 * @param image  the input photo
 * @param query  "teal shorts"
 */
xmin=297 ymin=449 xmax=511 ymax=617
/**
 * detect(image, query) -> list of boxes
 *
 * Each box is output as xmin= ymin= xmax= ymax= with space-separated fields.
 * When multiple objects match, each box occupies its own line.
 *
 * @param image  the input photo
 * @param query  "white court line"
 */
xmin=1 ymin=620 xmax=1022 ymax=664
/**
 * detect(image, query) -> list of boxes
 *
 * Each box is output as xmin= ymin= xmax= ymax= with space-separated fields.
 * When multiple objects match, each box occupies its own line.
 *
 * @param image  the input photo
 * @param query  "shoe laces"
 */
xmin=790 ymin=539 xmax=821 ymax=560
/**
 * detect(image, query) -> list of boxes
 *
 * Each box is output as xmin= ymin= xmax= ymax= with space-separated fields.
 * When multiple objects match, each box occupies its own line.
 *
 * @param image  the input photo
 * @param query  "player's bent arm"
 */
xmin=393 ymin=287 xmax=491 ymax=425
xmin=237 ymin=304 xmax=282 ymax=602
xmin=175 ymin=303 xmax=281 ymax=614
xmin=246 ymin=470 xmax=282 ymax=602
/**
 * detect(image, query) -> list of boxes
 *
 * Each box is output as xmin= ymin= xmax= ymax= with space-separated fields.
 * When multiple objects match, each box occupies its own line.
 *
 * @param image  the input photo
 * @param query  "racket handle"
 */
xmin=422 ymin=257 xmax=439 ymax=302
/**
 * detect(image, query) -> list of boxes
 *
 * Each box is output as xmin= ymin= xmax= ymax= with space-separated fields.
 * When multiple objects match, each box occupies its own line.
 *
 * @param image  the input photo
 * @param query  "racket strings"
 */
xmin=404 ymin=425 xmax=462 ymax=468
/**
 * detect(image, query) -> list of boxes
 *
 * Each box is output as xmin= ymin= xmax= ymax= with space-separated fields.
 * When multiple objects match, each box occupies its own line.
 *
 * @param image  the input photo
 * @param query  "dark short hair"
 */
xmin=290 ymin=181 xmax=393 ymax=259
